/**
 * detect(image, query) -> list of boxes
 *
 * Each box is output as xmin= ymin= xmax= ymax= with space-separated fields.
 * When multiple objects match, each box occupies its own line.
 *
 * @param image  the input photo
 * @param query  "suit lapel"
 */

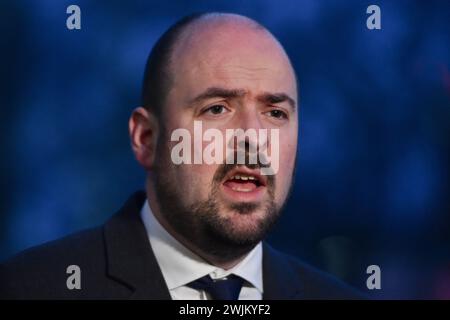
xmin=103 ymin=191 xmax=172 ymax=299
xmin=262 ymin=243 xmax=303 ymax=299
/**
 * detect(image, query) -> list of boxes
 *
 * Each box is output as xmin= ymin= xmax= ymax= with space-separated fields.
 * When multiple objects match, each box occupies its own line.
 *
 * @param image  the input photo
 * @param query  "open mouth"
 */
xmin=222 ymin=167 xmax=267 ymax=193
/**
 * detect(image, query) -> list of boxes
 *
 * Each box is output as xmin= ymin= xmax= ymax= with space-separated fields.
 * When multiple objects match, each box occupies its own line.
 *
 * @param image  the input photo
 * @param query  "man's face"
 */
xmin=153 ymin=22 xmax=298 ymax=257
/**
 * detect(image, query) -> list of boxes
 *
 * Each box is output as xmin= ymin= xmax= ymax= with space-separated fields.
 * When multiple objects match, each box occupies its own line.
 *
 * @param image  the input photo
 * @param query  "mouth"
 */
xmin=220 ymin=166 xmax=268 ymax=202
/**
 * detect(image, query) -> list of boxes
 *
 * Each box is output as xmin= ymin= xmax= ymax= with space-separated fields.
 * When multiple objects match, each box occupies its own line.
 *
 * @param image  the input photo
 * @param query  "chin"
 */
xmin=222 ymin=207 xmax=268 ymax=230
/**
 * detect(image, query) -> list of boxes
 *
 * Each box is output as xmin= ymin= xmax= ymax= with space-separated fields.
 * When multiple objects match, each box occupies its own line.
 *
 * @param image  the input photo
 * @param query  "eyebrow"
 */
xmin=189 ymin=87 xmax=296 ymax=111
xmin=189 ymin=87 xmax=247 ymax=104
xmin=256 ymin=92 xmax=296 ymax=111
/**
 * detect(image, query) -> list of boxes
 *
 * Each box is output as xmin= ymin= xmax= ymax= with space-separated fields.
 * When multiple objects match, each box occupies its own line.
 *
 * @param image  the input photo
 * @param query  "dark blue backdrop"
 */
xmin=1 ymin=0 xmax=449 ymax=299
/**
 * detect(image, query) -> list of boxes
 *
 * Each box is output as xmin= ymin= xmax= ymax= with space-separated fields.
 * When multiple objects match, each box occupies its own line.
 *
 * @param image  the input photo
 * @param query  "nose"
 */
xmin=236 ymin=103 xmax=264 ymax=132
xmin=227 ymin=104 xmax=270 ymax=157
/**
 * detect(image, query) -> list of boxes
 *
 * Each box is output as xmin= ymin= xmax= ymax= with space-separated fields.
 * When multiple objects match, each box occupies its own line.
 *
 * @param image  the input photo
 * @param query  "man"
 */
xmin=0 ymin=12 xmax=360 ymax=299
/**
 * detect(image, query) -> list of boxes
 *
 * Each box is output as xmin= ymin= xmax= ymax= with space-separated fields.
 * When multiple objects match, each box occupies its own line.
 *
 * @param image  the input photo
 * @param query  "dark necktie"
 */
xmin=187 ymin=274 xmax=244 ymax=300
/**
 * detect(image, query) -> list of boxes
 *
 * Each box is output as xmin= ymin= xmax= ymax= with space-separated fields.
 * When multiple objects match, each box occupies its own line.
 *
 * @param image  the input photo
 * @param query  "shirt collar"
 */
xmin=140 ymin=199 xmax=263 ymax=293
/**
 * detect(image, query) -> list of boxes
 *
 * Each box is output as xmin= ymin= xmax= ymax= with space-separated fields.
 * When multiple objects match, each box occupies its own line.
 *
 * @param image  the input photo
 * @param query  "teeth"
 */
xmin=231 ymin=174 xmax=257 ymax=181
xmin=231 ymin=186 xmax=252 ymax=192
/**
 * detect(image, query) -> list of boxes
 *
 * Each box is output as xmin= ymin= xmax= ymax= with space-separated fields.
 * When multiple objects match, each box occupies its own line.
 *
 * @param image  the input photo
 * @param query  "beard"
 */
xmin=152 ymin=136 xmax=293 ymax=262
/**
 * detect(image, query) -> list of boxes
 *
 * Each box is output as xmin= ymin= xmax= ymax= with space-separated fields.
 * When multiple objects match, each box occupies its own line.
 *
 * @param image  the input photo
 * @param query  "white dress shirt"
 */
xmin=140 ymin=199 xmax=263 ymax=300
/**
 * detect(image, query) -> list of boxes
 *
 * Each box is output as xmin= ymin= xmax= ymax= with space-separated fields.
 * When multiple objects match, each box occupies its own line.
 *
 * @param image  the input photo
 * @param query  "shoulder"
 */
xmin=0 ymin=227 xmax=106 ymax=299
xmin=1 ymin=227 xmax=104 ymax=271
xmin=264 ymin=244 xmax=366 ymax=299
xmin=0 ymin=192 xmax=149 ymax=299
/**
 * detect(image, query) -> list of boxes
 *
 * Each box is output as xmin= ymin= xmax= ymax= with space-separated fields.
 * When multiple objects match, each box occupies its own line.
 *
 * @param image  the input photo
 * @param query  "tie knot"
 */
xmin=187 ymin=274 xmax=244 ymax=300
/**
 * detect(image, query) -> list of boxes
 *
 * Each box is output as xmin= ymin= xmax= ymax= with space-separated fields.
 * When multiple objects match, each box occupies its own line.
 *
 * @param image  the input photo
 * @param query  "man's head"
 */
xmin=130 ymin=13 xmax=298 ymax=265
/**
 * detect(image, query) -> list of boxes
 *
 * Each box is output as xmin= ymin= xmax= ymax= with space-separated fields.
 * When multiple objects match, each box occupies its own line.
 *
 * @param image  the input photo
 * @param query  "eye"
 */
xmin=265 ymin=109 xmax=288 ymax=120
xmin=202 ymin=104 xmax=229 ymax=116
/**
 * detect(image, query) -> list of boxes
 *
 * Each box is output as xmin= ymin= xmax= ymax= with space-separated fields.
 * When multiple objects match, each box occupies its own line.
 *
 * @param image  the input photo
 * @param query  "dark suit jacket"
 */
xmin=0 ymin=191 xmax=362 ymax=299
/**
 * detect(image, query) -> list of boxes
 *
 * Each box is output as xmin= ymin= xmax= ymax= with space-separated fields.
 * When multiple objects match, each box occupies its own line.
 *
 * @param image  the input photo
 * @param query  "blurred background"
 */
xmin=0 ymin=0 xmax=449 ymax=299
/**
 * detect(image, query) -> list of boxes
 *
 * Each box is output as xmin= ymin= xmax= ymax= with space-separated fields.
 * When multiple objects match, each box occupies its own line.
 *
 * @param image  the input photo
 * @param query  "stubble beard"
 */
xmin=153 ymin=157 xmax=282 ymax=263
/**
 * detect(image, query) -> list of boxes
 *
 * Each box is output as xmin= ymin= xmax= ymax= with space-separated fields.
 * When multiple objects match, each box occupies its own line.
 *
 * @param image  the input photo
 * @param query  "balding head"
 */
xmin=141 ymin=12 xmax=297 ymax=119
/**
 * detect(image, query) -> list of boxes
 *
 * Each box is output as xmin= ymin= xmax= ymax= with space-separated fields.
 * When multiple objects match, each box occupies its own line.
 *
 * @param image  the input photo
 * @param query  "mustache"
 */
xmin=212 ymin=151 xmax=275 ymax=189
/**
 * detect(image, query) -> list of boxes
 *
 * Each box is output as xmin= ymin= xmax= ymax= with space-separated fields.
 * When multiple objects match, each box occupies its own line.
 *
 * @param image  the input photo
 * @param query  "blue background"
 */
xmin=0 ymin=0 xmax=449 ymax=298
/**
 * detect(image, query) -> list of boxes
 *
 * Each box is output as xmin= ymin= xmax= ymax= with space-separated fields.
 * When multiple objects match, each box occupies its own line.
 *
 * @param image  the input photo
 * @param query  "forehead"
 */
xmin=170 ymin=21 xmax=297 ymax=101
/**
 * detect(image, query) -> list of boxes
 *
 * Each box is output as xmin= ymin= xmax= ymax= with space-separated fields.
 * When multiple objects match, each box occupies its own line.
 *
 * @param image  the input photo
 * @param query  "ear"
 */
xmin=129 ymin=107 xmax=159 ymax=170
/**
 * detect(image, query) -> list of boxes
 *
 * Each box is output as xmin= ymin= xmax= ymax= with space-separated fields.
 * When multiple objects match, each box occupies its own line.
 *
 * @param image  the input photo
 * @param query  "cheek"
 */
xmin=187 ymin=163 xmax=219 ymax=183
xmin=162 ymin=118 xmax=220 ymax=196
xmin=172 ymin=163 xmax=220 ymax=202
xmin=274 ymin=137 xmax=297 ymax=200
